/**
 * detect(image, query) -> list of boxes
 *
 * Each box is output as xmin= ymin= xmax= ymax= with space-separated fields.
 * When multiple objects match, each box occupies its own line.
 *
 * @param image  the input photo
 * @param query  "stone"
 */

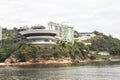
xmin=5 ymin=54 xmax=19 ymax=64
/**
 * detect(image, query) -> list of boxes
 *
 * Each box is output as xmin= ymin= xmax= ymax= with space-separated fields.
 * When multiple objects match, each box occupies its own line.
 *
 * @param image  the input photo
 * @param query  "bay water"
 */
xmin=0 ymin=61 xmax=120 ymax=80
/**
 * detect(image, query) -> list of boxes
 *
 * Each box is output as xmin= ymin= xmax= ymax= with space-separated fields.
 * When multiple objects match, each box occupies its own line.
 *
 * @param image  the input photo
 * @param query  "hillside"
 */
xmin=88 ymin=31 xmax=120 ymax=55
xmin=0 ymin=29 xmax=120 ymax=63
xmin=0 ymin=28 xmax=89 ymax=62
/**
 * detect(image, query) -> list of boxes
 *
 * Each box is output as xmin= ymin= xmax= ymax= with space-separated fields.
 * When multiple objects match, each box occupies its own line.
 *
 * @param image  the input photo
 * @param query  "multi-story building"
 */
xmin=17 ymin=25 xmax=57 ymax=45
xmin=48 ymin=22 xmax=74 ymax=44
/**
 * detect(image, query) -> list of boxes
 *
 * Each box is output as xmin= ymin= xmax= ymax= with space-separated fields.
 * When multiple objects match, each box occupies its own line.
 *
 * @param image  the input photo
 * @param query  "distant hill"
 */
xmin=88 ymin=31 xmax=120 ymax=55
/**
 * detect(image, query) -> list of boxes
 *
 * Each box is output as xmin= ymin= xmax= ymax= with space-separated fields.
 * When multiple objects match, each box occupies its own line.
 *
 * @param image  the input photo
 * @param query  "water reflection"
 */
xmin=0 ymin=61 xmax=120 ymax=80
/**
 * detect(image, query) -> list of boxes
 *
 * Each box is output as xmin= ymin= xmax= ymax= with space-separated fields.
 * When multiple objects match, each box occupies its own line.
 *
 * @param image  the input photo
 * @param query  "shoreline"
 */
xmin=0 ymin=58 xmax=120 ymax=66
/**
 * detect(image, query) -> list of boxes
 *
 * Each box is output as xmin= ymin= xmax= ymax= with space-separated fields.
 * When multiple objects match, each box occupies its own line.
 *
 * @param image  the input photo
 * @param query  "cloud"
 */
xmin=0 ymin=0 xmax=120 ymax=39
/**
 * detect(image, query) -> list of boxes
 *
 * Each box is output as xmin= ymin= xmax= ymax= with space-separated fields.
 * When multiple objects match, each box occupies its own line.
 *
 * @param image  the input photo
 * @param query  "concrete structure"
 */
xmin=48 ymin=22 xmax=64 ymax=40
xmin=74 ymin=32 xmax=96 ymax=45
xmin=74 ymin=32 xmax=96 ymax=42
xmin=17 ymin=25 xmax=57 ymax=45
xmin=98 ymin=52 xmax=110 ymax=55
xmin=48 ymin=22 xmax=74 ymax=44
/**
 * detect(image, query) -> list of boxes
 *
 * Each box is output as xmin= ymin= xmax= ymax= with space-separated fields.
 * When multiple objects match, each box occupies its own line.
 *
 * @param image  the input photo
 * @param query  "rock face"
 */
xmin=26 ymin=57 xmax=73 ymax=64
xmin=5 ymin=54 xmax=19 ymax=64
xmin=4 ymin=56 xmax=85 ymax=65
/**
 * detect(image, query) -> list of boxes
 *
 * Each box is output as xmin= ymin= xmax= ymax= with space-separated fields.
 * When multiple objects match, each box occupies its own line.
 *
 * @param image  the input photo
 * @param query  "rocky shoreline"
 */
xmin=0 ymin=58 xmax=120 ymax=66
xmin=0 ymin=54 xmax=120 ymax=66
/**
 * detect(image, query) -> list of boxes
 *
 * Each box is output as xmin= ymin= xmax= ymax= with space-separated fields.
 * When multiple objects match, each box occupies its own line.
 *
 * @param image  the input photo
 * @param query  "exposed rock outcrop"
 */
xmin=26 ymin=57 xmax=73 ymax=64
xmin=5 ymin=54 xmax=19 ymax=64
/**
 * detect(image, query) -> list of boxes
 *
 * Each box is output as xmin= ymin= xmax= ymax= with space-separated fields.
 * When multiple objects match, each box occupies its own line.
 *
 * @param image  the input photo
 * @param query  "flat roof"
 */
xmin=31 ymin=42 xmax=56 ymax=45
xmin=26 ymin=36 xmax=55 ymax=39
xmin=19 ymin=29 xmax=58 ymax=35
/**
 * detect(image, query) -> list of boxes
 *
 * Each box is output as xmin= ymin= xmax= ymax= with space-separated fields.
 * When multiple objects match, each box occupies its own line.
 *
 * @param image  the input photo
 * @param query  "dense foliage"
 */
xmin=14 ymin=44 xmax=39 ymax=61
xmin=89 ymin=31 xmax=120 ymax=55
xmin=0 ymin=28 xmax=23 ymax=62
xmin=12 ymin=41 xmax=89 ymax=61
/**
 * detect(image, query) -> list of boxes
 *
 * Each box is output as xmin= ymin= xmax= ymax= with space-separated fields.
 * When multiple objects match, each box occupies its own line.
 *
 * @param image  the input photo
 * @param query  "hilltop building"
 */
xmin=17 ymin=24 xmax=57 ymax=45
xmin=74 ymin=32 xmax=96 ymax=42
xmin=48 ymin=22 xmax=74 ymax=44
xmin=74 ymin=32 xmax=96 ymax=45
xmin=17 ymin=22 xmax=74 ymax=45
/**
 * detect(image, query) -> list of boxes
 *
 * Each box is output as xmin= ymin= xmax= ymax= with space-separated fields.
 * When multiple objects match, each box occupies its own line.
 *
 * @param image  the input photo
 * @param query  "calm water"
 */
xmin=0 ymin=62 xmax=120 ymax=80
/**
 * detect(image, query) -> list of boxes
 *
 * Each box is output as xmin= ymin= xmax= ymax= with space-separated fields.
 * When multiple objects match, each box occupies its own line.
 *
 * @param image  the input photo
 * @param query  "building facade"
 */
xmin=74 ymin=32 xmax=96 ymax=45
xmin=48 ymin=22 xmax=74 ymax=44
xmin=17 ymin=25 xmax=57 ymax=45
xmin=74 ymin=32 xmax=96 ymax=41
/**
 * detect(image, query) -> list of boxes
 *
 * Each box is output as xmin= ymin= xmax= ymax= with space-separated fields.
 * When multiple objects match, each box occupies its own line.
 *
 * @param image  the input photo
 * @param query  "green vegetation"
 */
xmin=88 ymin=31 xmax=120 ymax=55
xmin=90 ymin=53 xmax=110 ymax=60
xmin=12 ymin=41 xmax=89 ymax=61
xmin=0 ymin=28 xmax=90 ymax=62
xmin=14 ymin=44 xmax=39 ymax=61
xmin=0 ymin=28 xmax=20 ymax=62
xmin=0 ymin=29 xmax=120 ymax=62
xmin=0 ymin=48 xmax=8 ymax=62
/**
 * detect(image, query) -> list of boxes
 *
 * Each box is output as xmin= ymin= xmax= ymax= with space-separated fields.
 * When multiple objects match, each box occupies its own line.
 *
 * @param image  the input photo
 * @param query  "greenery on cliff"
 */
xmin=0 ymin=29 xmax=120 ymax=62
xmin=88 ymin=31 xmax=120 ymax=55
xmin=13 ymin=42 xmax=89 ymax=62
xmin=0 ymin=28 xmax=90 ymax=62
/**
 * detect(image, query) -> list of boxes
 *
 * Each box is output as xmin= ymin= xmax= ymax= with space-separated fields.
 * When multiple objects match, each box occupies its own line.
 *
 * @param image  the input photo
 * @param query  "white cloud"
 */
xmin=0 ymin=0 xmax=120 ymax=39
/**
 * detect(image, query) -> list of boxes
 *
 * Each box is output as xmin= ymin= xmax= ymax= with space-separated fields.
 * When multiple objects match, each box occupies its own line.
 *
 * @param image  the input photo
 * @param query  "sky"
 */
xmin=0 ymin=0 xmax=120 ymax=39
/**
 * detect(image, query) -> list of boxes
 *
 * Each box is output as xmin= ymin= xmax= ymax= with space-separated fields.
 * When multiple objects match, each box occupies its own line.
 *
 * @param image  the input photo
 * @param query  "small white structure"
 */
xmin=98 ymin=52 xmax=110 ymax=55
xmin=74 ymin=32 xmax=96 ymax=42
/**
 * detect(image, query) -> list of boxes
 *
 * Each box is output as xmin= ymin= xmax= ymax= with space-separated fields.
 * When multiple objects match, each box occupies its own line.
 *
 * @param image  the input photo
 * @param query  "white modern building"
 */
xmin=17 ymin=25 xmax=58 ymax=45
xmin=48 ymin=22 xmax=74 ymax=44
